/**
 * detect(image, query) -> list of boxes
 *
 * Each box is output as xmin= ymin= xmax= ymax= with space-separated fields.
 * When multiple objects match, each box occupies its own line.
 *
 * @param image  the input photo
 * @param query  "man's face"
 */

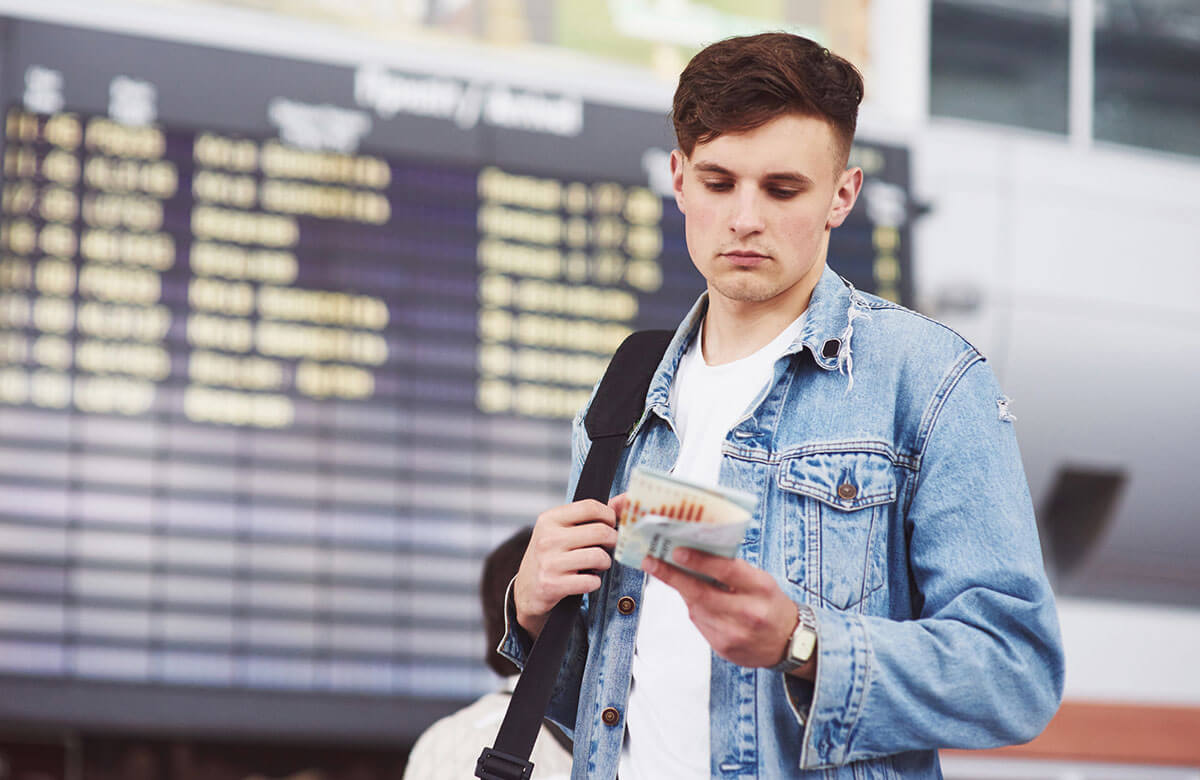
xmin=671 ymin=113 xmax=861 ymax=312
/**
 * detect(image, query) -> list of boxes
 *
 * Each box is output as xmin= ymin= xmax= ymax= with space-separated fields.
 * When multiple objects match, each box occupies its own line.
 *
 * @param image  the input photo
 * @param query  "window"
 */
xmin=930 ymin=0 xmax=1070 ymax=134
xmin=1094 ymin=0 xmax=1200 ymax=157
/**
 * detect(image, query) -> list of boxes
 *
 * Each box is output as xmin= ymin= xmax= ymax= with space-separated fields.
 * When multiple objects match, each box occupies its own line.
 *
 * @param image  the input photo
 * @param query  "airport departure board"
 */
xmin=0 ymin=18 xmax=913 ymax=740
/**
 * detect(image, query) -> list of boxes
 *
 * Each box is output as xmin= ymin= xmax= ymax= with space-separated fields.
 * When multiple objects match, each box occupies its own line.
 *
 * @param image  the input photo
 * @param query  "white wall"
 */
xmin=912 ymin=119 xmax=1200 ymax=575
xmin=908 ymin=116 xmax=1200 ymax=706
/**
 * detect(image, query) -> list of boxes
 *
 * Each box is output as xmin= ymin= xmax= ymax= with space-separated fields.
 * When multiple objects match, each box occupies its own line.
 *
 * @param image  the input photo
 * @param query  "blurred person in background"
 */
xmin=404 ymin=527 xmax=571 ymax=779
xmin=503 ymin=32 xmax=1064 ymax=779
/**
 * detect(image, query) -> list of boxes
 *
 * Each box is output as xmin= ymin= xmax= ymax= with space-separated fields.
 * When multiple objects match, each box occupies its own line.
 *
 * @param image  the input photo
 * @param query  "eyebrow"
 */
xmin=692 ymin=161 xmax=814 ymax=187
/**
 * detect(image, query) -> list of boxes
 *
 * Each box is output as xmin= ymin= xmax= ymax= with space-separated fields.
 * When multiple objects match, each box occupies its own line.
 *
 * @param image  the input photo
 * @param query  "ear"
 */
xmin=826 ymin=167 xmax=863 ymax=229
xmin=670 ymin=149 xmax=687 ymax=215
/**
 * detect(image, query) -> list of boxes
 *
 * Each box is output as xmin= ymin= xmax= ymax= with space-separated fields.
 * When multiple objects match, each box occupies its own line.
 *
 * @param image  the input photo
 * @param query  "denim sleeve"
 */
xmin=798 ymin=357 xmax=1065 ymax=769
xmin=496 ymin=408 xmax=593 ymax=734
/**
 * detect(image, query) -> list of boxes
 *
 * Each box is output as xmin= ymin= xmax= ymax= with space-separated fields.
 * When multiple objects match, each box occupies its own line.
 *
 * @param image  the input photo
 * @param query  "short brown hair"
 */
xmin=481 ymin=526 xmax=532 ymax=676
xmin=672 ymin=32 xmax=864 ymax=167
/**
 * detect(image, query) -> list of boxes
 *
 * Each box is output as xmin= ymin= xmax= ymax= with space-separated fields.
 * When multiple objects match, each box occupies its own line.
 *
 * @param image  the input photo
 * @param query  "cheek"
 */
xmin=683 ymin=201 xmax=721 ymax=251
xmin=683 ymin=220 xmax=706 ymax=269
xmin=685 ymin=198 xmax=720 ymax=229
xmin=780 ymin=207 xmax=829 ymax=242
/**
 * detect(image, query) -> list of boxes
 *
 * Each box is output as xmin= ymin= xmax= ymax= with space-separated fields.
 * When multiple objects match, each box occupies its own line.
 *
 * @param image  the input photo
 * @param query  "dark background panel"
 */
xmin=0 ymin=15 xmax=912 ymax=746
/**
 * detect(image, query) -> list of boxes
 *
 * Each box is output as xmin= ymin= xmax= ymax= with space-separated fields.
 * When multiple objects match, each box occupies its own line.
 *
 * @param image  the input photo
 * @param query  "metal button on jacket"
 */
xmin=601 ymin=707 xmax=620 ymax=726
xmin=617 ymin=596 xmax=636 ymax=615
xmin=837 ymin=482 xmax=858 ymax=500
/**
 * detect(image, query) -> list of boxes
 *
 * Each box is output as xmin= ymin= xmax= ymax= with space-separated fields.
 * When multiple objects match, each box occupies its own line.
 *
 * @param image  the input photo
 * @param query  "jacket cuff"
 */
xmin=498 ymin=575 xmax=534 ymax=669
xmin=799 ymin=608 xmax=872 ymax=769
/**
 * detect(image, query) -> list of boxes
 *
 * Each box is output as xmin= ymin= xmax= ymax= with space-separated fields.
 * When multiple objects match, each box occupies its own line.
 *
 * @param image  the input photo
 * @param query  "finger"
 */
xmin=556 ymin=572 xmax=604 ymax=596
xmin=648 ymin=555 xmax=744 ymax=608
xmin=558 ymin=498 xmax=618 ymax=527
xmin=671 ymin=548 xmax=758 ymax=591
xmin=558 ymin=521 xmax=618 ymax=551
xmin=556 ymin=545 xmax=613 ymax=574
xmin=609 ymin=492 xmax=630 ymax=519
xmin=644 ymin=556 xmax=709 ymax=604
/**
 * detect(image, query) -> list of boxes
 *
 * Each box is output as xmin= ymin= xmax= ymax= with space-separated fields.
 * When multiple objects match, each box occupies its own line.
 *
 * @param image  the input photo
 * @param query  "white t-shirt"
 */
xmin=404 ymin=678 xmax=572 ymax=780
xmin=619 ymin=314 xmax=806 ymax=780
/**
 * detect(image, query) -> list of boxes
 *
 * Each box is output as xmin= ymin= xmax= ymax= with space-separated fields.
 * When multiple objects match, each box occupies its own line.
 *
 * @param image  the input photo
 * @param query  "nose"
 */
xmin=729 ymin=188 xmax=765 ymax=236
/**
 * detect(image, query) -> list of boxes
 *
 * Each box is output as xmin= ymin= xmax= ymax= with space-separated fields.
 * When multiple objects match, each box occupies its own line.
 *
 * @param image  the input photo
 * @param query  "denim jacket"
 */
xmin=501 ymin=266 xmax=1065 ymax=779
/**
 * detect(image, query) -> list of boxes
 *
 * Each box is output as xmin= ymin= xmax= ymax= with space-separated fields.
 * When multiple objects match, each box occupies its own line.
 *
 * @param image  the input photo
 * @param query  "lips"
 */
xmin=721 ymin=250 xmax=769 ymax=267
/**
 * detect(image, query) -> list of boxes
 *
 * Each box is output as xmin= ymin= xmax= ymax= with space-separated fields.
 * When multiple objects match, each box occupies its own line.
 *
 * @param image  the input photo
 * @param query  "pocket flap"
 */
xmin=778 ymin=451 xmax=897 ymax=510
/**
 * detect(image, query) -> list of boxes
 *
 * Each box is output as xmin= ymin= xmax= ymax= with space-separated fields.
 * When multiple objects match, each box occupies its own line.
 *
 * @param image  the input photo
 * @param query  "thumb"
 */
xmin=608 ymin=492 xmax=630 ymax=520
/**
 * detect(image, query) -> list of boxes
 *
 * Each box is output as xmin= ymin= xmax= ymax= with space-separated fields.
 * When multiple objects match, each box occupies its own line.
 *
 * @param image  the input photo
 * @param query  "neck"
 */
xmin=701 ymin=266 xmax=823 ymax=366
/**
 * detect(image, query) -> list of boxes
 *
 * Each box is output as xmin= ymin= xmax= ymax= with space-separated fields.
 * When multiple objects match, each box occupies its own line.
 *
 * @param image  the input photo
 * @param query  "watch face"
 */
xmin=791 ymin=628 xmax=817 ymax=663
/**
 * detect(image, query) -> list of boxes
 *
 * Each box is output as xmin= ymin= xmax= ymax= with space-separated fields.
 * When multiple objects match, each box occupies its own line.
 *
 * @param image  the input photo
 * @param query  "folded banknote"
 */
xmin=615 ymin=467 xmax=756 ymax=585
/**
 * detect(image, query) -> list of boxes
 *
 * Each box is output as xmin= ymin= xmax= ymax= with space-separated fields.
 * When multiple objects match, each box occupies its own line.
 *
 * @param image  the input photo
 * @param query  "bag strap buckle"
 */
xmin=475 ymin=747 xmax=534 ymax=780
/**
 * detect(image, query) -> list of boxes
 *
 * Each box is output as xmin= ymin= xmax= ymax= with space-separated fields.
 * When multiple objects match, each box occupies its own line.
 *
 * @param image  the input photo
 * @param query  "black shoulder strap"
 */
xmin=476 ymin=329 xmax=673 ymax=780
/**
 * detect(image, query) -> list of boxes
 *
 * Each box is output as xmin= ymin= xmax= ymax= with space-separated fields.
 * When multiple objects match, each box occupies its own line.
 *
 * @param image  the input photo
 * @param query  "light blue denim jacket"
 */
xmin=501 ymin=266 xmax=1064 ymax=779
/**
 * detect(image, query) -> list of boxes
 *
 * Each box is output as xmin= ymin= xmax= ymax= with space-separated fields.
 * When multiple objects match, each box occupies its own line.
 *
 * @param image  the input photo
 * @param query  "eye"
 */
xmin=702 ymin=180 xmax=733 ymax=192
xmin=768 ymin=187 xmax=800 ymax=200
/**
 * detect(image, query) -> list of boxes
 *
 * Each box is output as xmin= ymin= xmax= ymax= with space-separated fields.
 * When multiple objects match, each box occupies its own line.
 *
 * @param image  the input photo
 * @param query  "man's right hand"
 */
xmin=513 ymin=496 xmax=624 ymax=639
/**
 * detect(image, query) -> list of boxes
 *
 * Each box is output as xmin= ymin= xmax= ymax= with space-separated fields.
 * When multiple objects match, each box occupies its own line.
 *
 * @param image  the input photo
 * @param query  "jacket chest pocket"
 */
xmin=777 ymin=451 xmax=897 ymax=612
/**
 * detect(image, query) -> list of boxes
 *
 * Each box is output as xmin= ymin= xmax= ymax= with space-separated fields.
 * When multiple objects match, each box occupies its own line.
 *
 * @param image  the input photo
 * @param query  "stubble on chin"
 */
xmin=708 ymin=267 xmax=780 ymax=304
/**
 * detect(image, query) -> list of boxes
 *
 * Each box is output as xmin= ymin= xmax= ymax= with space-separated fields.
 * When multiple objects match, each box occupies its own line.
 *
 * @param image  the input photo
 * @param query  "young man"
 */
xmin=502 ymin=33 xmax=1063 ymax=779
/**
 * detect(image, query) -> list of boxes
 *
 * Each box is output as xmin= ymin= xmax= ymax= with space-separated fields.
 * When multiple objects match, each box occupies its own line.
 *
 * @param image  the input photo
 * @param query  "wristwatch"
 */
xmin=771 ymin=603 xmax=818 ymax=674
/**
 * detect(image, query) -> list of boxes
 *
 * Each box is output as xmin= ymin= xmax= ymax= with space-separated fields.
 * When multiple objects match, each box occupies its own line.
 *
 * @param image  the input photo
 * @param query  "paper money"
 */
xmin=615 ymin=467 xmax=756 ymax=584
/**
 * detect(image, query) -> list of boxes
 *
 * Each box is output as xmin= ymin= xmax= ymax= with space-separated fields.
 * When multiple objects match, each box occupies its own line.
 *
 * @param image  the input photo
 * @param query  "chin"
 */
xmin=710 ymin=275 xmax=782 ymax=304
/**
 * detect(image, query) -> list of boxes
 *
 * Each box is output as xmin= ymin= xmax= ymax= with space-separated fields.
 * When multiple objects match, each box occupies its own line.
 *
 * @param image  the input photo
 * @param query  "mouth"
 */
xmin=720 ymin=250 xmax=770 ymax=267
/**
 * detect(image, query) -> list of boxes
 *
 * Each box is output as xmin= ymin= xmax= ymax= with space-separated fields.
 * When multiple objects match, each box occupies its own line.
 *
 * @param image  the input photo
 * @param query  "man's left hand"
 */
xmin=644 ymin=548 xmax=803 ymax=674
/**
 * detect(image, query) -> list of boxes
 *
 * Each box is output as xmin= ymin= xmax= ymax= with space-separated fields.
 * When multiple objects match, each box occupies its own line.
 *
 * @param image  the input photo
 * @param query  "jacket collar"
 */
xmin=638 ymin=265 xmax=860 ymax=434
xmin=793 ymin=263 xmax=858 ymax=372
